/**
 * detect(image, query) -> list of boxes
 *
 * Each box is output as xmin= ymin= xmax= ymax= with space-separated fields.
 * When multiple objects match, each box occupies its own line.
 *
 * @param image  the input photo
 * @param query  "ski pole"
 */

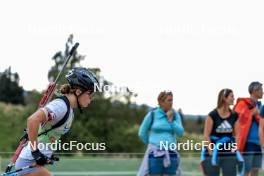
xmin=39 ymin=42 xmax=79 ymax=108
xmin=2 ymin=156 xmax=59 ymax=176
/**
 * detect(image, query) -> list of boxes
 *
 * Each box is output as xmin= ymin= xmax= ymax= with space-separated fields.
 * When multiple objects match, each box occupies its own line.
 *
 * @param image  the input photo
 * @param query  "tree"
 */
xmin=0 ymin=67 xmax=24 ymax=104
xmin=47 ymin=35 xmax=148 ymax=153
xmin=48 ymin=34 xmax=85 ymax=85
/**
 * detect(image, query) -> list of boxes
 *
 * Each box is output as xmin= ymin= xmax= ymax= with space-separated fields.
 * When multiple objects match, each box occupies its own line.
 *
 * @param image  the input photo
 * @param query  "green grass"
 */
xmin=47 ymin=157 xmax=140 ymax=172
xmin=47 ymin=156 xmax=204 ymax=175
xmin=1 ymin=155 xmax=264 ymax=176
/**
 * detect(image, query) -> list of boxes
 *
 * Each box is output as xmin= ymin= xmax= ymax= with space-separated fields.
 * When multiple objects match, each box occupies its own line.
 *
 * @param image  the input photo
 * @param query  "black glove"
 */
xmin=31 ymin=149 xmax=48 ymax=166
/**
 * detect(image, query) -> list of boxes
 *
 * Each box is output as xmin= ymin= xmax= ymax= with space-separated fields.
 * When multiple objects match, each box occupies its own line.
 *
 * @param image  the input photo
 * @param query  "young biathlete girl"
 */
xmin=15 ymin=67 xmax=98 ymax=176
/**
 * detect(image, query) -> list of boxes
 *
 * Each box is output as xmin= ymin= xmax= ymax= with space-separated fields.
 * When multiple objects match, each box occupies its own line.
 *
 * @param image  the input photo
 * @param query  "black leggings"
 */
xmin=201 ymin=155 xmax=237 ymax=176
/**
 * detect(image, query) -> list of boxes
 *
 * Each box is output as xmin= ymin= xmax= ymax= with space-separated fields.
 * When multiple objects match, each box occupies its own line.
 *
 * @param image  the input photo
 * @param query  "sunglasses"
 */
xmin=164 ymin=90 xmax=173 ymax=96
xmin=223 ymin=89 xmax=228 ymax=97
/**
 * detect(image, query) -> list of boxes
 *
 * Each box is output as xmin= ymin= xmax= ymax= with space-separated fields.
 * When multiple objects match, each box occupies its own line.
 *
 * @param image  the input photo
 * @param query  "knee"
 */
xmin=34 ymin=167 xmax=52 ymax=176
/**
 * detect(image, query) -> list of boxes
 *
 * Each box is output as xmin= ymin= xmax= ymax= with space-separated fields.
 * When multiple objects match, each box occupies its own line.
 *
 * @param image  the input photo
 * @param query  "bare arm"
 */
xmin=204 ymin=116 xmax=214 ymax=155
xmin=259 ymin=118 xmax=264 ymax=148
xmin=233 ymin=119 xmax=240 ymax=149
xmin=27 ymin=109 xmax=47 ymax=151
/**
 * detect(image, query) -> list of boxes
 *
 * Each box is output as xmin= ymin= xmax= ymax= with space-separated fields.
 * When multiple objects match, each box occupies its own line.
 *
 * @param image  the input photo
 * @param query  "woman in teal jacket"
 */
xmin=137 ymin=91 xmax=184 ymax=176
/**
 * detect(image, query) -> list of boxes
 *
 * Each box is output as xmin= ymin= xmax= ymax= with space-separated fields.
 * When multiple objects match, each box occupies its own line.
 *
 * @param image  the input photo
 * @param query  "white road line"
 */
xmin=52 ymin=171 xmax=136 ymax=175
xmin=52 ymin=171 xmax=201 ymax=176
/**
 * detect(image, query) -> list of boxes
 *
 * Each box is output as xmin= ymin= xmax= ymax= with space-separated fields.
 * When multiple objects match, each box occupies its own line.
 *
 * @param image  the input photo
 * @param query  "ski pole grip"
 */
xmin=69 ymin=43 xmax=79 ymax=55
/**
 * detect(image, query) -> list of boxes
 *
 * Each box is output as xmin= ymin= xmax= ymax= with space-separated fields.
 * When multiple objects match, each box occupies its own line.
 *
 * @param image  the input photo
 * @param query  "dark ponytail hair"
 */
xmin=217 ymin=88 xmax=233 ymax=109
xmin=60 ymin=84 xmax=77 ymax=94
